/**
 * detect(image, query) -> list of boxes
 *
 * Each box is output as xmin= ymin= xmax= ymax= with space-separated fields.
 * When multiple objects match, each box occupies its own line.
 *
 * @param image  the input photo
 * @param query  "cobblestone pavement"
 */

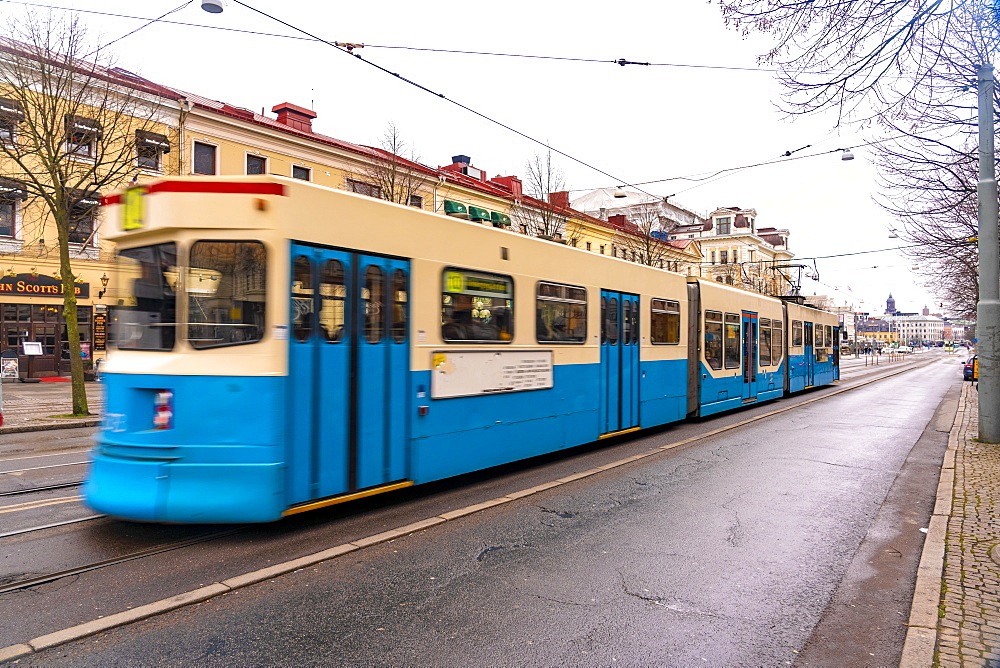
xmin=903 ymin=382 xmax=1000 ymax=667
xmin=0 ymin=379 xmax=103 ymax=433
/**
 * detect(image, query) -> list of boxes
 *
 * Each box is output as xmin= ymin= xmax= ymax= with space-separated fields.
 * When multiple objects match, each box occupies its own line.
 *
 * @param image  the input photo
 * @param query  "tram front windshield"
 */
xmin=114 ymin=242 xmax=177 ymax=351
xmin=113 ymin=240 xmax=267 ymax=351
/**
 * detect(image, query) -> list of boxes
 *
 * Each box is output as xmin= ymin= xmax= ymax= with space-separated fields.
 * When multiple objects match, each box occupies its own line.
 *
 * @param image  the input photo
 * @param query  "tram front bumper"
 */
xmin=84 ymin=453 xmax=285 ymax=523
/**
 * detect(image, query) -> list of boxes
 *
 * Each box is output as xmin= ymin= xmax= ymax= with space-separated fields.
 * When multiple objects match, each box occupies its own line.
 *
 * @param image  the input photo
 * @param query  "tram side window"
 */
xmin=115 ymin=242 xmax=177 ymax=351
xmin=320 ymin=260 xmax=345 ymax=342
xmin=772 ymin=320 xmax=784 ymax=364
xmin=392 ymin=269 xmax=408 ymax=344
xmin=650 ymin=299 xmax=680 ymax=344
xmin=704 ymin=310 xmax=723 ymax=370
xmin=804 ymin=321 xmax=814 ymax=347
xmin=364 ymin=265 xmax=384 ymax=344
xmin=291 ymin=256 xmax=314 ymax=343
xmin=760 ymin=317 xmax=772 ymax=365
xmin=536 ymin=282 xmax=586 ymax=343
xmin=441 ymin=268 xmax=513 ymax=342
xmin=724 ymin=312 xmax=741 ymax=369
xmin=188 ymin=241 xmax=266 ymax=349
xmin=825 ymin=325 xmax=833 ymax=348
xmin=792 ymin=320 xmax=803 ymax=347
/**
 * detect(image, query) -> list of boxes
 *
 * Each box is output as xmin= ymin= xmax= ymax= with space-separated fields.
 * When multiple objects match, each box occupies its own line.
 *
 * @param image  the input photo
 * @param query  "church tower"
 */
xmin=886 ymin=293 xmax=896 ymax=315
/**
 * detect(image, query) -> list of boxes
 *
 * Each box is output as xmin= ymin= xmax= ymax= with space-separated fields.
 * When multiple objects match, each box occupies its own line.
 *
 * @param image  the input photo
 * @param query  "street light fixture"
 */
xmin=98 ymin=272 xmax=109 ymax=299
xmin=201 ymin=0 xmax=226 ymax=12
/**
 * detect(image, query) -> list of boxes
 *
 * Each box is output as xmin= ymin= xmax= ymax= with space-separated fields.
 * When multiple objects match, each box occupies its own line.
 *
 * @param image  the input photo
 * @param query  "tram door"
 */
xmin=803 ymin=321 xmax=815 ymax=387
xmin=741 ymin=311 xmax=758 ymax=401
xmin=600 ymin=291 xmax=640 ymax=434
xmin=288 ymin=244 xmax=410 ymax=505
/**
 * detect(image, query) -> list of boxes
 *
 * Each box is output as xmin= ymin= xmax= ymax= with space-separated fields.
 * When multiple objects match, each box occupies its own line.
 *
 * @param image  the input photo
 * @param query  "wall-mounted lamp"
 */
xmin=53 ymin=270 xmax=61 ymax=280
xmin=840 ymin=148 xmax=855 ymax=161
xmin=98 ymin=272 xmax=109 ymax=299
xmin=30 ymin=267 xmax=37 ymax=277
xmin=6 ymin=266 xmax=14 ymax=277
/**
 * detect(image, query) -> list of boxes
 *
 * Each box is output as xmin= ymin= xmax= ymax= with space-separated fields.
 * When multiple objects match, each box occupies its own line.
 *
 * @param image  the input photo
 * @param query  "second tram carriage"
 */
xmin=84 ymin=176 xmax=839 ymax=523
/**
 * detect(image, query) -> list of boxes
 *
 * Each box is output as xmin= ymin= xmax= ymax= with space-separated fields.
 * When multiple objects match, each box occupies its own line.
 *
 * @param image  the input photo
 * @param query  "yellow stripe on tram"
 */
xmin=0 ymin=495 xmax=83 ymax=513
xmin=282 ymin=481 xmax=414 ymax=517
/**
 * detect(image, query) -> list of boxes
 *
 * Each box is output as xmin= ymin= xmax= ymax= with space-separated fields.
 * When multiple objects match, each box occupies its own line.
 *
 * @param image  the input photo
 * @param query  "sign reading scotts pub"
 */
xmin=0 ymin=273 xmax=90 ymax=298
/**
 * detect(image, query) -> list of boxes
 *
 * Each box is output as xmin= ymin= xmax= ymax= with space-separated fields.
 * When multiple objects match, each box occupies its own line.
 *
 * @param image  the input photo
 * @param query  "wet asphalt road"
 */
xmin=13 ymin=359 xmax=957 ymax=666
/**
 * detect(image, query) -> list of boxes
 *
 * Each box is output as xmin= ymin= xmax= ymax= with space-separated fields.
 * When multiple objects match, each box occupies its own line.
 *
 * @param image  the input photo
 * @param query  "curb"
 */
xmin=0 ymin=419 xmax=101 ymax=435
xmin=898 ymin=382 xmax=967 ymax=666
xmin=0 ymin=359 xmax=948 ymax=662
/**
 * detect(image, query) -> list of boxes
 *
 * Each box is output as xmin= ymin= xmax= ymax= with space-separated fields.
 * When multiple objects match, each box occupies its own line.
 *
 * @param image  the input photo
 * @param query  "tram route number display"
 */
xmin=431 ymin=350 xmax=553 ymax=399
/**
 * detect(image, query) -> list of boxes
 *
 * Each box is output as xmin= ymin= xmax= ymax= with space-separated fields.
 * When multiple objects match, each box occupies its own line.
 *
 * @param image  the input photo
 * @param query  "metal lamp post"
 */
xmin=978 ymin=65 xmax=999 ymax=443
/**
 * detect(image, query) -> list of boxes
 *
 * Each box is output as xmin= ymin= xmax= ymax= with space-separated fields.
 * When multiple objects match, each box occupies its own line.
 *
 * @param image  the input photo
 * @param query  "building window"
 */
xmin=0 ymin=177 xmax=26 ymax=237
xmin=0 ymin=200 xmax=15 ymax=237
xmin=68 ymin=190 xmax=100 ymax=245
xmin=346 ymin=178 xmax=382 ymax=199
xmin=135 ymin=130 xmax=170 ymax=171
xmin=716 ymin=216 xmax=731 ymax=234
xmin=292 ymin=165 xmax=311 ymax=181
xmin=600 ymin=245 xmax=605 ymax=255
xmin=246 ymin=154 xmax=267 ymax=175
xmin=0 ymin=97 xmax=23 ymax=144
xmin=408 ymin=194 xmax=423 ymax=208
xmin=586 ymin=242 xmax=592 ymax=251
xmin=193 ymin=141 xmax=217 ymax=175
xmin=710 ymin=250 xmax=716 ymax=264
xmin=65 ymin=115 xmax=101 ymax=159
xmin=719 ymin=250 xmax=728 ymax=264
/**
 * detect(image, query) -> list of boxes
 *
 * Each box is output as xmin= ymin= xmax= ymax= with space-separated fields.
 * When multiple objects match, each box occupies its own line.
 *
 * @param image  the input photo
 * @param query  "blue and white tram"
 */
xmin=84 ymin=176 xmax=839 ymax=523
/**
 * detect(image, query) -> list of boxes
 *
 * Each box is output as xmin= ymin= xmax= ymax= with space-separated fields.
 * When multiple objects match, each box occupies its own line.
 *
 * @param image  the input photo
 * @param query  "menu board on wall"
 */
xmin=93 ymin=313 xmax=107 ymax=351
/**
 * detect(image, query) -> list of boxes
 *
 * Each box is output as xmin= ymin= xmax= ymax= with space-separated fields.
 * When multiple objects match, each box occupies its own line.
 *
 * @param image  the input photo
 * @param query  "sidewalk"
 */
xmin=0 ymin=378 xmax=103 ymax=434
xmin=902 ymin=382 xmax=1000 ymax=666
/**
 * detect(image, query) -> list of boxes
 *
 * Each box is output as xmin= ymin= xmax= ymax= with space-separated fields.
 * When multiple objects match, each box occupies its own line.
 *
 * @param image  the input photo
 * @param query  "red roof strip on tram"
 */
xmin=101 ymin=181 xmax=286 ymax=207
xmin=145 ymin=181 xmax=287 ymax=196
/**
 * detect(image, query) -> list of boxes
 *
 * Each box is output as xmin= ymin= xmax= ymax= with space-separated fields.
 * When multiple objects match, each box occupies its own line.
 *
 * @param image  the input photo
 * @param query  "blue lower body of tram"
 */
xmin=86 ymin=374 xmax=286 ymax=523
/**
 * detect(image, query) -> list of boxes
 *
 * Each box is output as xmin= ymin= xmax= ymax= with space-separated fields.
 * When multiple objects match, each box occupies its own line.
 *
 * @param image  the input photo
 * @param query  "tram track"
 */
xmin=0 ymin=480 xmax=83 ymax=497
xmin=0 ymin=527 xmax=246 ymax=595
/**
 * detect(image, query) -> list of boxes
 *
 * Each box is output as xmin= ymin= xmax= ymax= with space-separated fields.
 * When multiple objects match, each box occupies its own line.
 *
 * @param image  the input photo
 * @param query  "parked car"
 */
xmin=964 ymin=355 xmax=978 ymax=381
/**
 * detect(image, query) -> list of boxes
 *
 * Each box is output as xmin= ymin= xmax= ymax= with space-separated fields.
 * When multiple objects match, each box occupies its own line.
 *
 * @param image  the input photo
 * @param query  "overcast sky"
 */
xmin=7 ymin=0 xmax=945 ymax=316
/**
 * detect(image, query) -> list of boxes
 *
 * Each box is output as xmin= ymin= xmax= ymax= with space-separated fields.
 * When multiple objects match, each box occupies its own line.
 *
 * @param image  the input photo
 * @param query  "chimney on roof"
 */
xmin=452 ymin=155 xmax=471 ymax=165
xmin=608 ymin=214 xmax=627 ymax=228
xmin=271 ymin=102 xmax=316 ymax=132
xmin=549 ymin=191 xmax=570 ymax=209
xmin=490 ymin=175 xmax=522 ymax=199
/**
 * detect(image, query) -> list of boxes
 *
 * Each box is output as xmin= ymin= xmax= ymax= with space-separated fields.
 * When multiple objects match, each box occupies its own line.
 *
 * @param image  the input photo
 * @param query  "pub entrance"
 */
xmin=1 ymin=304 xmax=93 ymax=378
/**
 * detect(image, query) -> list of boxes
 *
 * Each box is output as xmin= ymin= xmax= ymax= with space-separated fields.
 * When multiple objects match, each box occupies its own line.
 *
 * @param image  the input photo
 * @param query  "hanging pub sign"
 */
xmin=0 ymin=273 xmax=89 ymax=298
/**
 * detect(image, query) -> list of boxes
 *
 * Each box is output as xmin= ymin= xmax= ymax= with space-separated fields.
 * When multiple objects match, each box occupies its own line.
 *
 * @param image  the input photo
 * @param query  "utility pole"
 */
xmin=977 ymin=64 xmax=1000 ymax=442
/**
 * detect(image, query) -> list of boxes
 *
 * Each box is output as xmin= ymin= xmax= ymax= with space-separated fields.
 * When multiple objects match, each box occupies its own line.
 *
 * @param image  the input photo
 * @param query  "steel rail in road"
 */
xmin=0 ymin=480 xmax=84 ymax=497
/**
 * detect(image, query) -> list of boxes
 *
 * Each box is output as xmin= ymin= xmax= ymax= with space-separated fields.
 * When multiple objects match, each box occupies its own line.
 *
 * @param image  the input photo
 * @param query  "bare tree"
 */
xmin=0 ymin=13 xmax=167 ymax=415
xmin=610 ymin=203 xmax=679 ymax=268
xmin=358 ymin=122 xmax=427 ymax=207
xmin=717 ymin=0 xmax=998 ymax=123
xmin=718 ymin=0 xmax=999 ymax=311
xmin=511 ymin=151 xmax=567 ymax=239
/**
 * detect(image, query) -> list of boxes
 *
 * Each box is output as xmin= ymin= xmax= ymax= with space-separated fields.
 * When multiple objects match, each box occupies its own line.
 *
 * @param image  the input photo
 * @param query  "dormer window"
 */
xmin=716 ymin=216 xmax=731 ymax=235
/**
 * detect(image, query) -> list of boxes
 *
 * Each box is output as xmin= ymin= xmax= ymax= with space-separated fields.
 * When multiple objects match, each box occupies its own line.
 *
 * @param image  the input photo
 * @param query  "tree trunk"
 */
xmin=58 ymin=223 xmax=89 ymax=416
